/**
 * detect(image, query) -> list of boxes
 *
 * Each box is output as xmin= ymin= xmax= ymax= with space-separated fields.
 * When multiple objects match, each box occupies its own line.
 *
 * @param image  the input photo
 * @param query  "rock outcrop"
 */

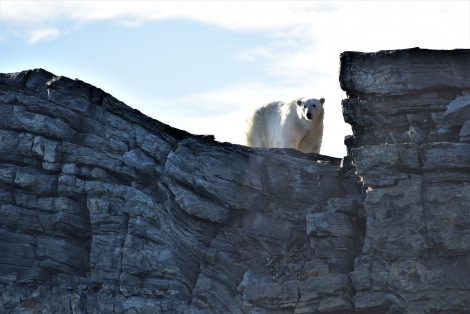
xmin=0 ymin=47 xmax=469 ymax=313
xmin=341 ymin=48 xmax=470 ymax=313
xmin=0 ymin=68 xmax=362 ymax=313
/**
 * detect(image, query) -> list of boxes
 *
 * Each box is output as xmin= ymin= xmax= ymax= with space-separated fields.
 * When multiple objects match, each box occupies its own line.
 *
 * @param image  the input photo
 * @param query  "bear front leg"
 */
xmin=279 ymin=137 xmax=300 ymax=150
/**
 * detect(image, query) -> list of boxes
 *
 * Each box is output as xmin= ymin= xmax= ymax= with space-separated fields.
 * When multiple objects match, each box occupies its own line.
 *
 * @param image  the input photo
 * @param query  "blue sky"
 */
xmin=1 ymin=1 xmax=469 ymax=157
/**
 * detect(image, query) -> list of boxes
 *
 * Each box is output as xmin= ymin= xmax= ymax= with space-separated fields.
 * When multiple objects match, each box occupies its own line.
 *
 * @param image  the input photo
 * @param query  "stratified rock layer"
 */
xmin=1 ymin=47 xmax=470 ymax=313
xmin=0 ymin=69 xmax=362 ymax=313
xmin=341 ymin=48 xmax=470 ymax=313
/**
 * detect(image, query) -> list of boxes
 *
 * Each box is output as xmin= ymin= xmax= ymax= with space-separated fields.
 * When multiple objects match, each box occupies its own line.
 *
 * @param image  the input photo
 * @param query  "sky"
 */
xmin=1 ymin=1 xmax=469 ymax=157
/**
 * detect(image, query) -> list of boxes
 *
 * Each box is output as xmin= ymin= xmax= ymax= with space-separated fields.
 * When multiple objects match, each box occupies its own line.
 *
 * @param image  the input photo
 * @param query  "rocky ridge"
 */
xmin=0 ymin=68 xmax=362 ymax=313
xmin=0 ymin=47 xmax=469 ymax=313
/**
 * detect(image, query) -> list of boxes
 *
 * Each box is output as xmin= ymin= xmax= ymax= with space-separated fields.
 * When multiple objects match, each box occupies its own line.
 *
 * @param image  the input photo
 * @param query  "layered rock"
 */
xmin=341 ymin=48 xmax=470 ymax=313
xmin=1 ymin=47 xmax=469 ymax=314
xmin=0 ymin=69 xmax=362 ymax=313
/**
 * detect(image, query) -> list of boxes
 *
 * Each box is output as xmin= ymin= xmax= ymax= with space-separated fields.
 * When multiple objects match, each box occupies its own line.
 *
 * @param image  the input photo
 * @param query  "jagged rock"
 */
xmin=2 ymin=47 xmax=470 ymax=313
xmin=0 ymin=69 xmax=363 ymax=313
xmin=341 ymin=48 xmax=470 ymax=313
xmin=341 ymin=48 xmax=470 ymax=149
xmin=339 ymin=47 xmax=470 ymax=98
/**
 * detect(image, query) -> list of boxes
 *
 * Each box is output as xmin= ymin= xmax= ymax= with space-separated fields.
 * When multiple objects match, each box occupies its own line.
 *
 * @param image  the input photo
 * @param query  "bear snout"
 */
xmin=306 ymin=113 xmax=312 ymax=119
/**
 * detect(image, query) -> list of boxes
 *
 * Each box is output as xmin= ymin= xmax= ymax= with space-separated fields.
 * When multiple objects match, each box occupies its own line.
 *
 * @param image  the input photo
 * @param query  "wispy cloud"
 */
xmin=27 ymin=28 xmax=59 ymax=44
xmin=1 ymin=1 xmax=329 ymax=39
xmin=237 ymin=47 xmax=273 ymax=62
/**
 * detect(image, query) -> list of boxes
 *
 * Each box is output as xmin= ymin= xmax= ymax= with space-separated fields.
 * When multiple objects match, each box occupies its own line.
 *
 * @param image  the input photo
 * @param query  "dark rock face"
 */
xmin=1 ymin=47 xmax=469 ymax=313
xmin=341 ymin=48 xmax=470 ymax=313
xmin=0 ymin=69 xmax=362 ymax=313
xmin=341 ymin=48 xmax=470 ymax=148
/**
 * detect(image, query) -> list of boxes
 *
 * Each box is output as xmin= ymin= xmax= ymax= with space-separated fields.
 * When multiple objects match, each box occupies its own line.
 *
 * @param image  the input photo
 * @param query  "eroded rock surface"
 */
xmin=341 ymin=48 xmax=470 ymax=313
xmin=1 ymin=47 xmax=470 ymax=314
xmin=0 ymin=69 xmax=362 ymax=313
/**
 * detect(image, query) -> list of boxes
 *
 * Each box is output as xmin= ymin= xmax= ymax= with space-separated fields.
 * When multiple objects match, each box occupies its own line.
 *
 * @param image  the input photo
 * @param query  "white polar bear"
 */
xmin=244 ymin=97 xmax=325 ymax=153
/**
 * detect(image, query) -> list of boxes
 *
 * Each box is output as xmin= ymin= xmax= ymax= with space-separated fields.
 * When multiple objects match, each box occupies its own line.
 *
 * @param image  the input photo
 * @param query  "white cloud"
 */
xmin=27 ymin=28 xmax=59 ymax=44
xmin=146 ymin=82 xmax=297 ymax=119
xmin=1 ymin=1 xmax=331 ymax=40
xmin=327 ymin=1 xmax=470 ymax=52
xmin=3 ymin=1 xmax=468 ymax=48
xmin=237 ymin=47 xmax=273 ymax=62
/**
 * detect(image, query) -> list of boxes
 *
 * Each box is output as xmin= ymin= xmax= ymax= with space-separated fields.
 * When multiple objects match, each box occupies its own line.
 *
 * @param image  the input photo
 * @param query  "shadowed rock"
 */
xmin=0 ymin=69 xmax=362 ymax=313
xmin=341 ymin=48 xmax=470 ymax=313
xmin=1 ymin=47 xmax=470 ymax=313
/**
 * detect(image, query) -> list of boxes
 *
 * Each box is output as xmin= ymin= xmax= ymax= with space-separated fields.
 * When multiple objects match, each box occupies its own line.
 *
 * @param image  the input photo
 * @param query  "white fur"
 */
xmin=244 ymin=97 xmax=325 ymax=153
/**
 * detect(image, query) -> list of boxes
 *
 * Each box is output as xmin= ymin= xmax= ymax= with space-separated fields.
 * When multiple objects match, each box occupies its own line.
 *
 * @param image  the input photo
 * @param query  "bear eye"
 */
xmin=313 ymin=104 xmax=316 ymax=107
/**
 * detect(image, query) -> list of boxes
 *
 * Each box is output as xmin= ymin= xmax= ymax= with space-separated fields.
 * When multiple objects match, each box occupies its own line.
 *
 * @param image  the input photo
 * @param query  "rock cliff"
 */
xmin=0 ymin=47 xmax=469 ymax=313
xmin=341 ymin=48 xmax=470 ymax=313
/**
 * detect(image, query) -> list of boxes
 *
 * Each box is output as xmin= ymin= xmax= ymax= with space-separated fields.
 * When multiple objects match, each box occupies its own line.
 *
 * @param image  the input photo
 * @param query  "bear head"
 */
xmin=296 ymin=98 xmax=325 ymax=120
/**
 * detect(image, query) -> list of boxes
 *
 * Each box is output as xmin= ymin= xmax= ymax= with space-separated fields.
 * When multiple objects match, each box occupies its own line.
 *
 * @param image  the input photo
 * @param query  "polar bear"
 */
xmin=244 ymin=97 xmax=325 ymax=153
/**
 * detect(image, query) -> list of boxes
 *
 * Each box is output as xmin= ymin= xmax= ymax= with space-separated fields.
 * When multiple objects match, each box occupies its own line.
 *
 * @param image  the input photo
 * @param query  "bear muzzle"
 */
xmin=306 ymin=113 xmax=312 ymax=119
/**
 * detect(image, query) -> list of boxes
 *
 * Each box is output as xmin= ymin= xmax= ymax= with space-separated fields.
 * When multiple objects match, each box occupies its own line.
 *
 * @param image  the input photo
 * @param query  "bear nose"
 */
xmin=307 ymin=113 xmax=312 ymax=119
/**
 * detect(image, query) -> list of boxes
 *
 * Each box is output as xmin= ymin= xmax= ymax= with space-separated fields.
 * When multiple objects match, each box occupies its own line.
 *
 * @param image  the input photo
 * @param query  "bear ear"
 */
xmin=296 ymin=99 xmax=302 ymax=106
xmin=320 ymin=98 xmax=325 ymax=104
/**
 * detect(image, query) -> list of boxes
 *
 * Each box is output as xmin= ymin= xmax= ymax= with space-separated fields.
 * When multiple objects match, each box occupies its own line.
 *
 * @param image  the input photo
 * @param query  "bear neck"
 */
xmin=312 ymin=107 xmax=324 ymax=126
xmin=303 ymin=107 xmax=324 ymax=138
